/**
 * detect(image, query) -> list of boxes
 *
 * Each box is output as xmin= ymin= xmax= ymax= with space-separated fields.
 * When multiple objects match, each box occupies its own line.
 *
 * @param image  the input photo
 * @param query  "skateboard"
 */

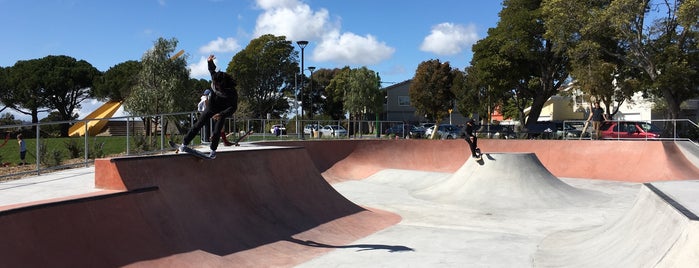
xmin=169 ymin=140 xmax=213 ymax=160
xmin=230 ymin=128 xmax=254 ymax=146
xmin=220 ymin=131 xmax=233 ymax=146
xmin=474 ymin=148 xmax=482 ymax=161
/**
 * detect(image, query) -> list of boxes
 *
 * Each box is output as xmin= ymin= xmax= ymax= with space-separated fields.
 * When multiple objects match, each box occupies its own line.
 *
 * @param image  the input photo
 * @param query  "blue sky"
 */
xmin=1 ymin=0 xmax=504 ymax=120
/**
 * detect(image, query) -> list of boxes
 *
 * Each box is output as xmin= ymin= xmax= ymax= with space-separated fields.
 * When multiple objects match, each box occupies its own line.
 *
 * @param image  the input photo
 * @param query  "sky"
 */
xmin=1 ymin=0 xmax=504 ymax=121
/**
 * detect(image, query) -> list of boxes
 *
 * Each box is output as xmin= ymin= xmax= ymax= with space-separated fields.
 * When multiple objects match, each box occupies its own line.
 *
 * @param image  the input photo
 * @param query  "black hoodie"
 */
xmin=207 ymin=60 xmax=238 ymax=117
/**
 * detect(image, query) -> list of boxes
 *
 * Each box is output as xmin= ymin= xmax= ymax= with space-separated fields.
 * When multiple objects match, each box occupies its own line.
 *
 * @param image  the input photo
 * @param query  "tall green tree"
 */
xmin=0 ymin=66 xmax=10 ymax=114
xmin=327 ymin=66 xmax=381 ymax=135
xmin=347 ymin=67 xmax=383 ymax=116
xmin=325 ymin=66 xmax=353 ymax=120
xmin=40 ymin=55 xmax=101 ymax=136
xmin=124 ymin=37 xmax=190 ymax=135
xmin=544 ymin=0 xmax=699 ymax=119
xmin=313 ymin=68 xmax=346 ymax=120
xmin=228 ymin=34 xmax=297 ymax=119
xmin=92 ymin=60 xmax=142 ymax=102
xmin=1 ymin=60 xmax=47 ymax=124
xmin=410 ymin=59 xmax=456 ymax=128
xmin=3 ymin=56 xmax=99 ymax=135
xmin=467 ymin=0 xmax=569 ymax=128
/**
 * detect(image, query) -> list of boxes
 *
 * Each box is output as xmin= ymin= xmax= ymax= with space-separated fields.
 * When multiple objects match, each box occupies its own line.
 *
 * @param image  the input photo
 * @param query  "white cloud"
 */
xmin=420 ymin=23 xmax=479 ymax=56
xmin=253 ymin=2 xmax=329 ymax=41
xmin=188 ymin=56 xmax=211 ymax=78
xmin=198 ymin=37 xmax=241 ymax=54
xmin=314 ymin=31 xmax=394 ymax=65
xmin=252 ymin=0 xmax=393 ymax=65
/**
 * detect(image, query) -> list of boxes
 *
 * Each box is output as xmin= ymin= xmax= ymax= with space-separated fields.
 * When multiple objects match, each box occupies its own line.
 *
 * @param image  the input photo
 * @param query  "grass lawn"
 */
xmin=0 ymin=136 xmax=132 ymax=166
xmin=0 ymin=132 xmax=275 ymax=167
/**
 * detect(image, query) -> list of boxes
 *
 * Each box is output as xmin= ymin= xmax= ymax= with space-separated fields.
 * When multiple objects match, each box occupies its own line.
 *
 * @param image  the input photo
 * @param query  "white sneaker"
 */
xmin=178 ymin=144 xmax=188 ymax=152
xmin=208 ymin=150 xmax=216 ymax=159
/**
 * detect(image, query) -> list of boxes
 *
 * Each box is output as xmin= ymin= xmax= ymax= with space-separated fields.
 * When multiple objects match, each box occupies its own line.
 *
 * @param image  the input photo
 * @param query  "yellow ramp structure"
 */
xmin=69 ymin=101 xmax=123 ymax=137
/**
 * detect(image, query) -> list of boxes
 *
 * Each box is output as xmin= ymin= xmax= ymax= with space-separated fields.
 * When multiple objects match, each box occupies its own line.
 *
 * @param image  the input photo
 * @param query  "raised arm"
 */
xmin=207 ymin=55 xmax=217 ymax=76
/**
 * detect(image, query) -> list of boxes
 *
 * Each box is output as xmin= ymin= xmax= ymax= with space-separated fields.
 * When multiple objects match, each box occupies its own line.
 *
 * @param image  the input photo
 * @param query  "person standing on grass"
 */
xmin=178 ymin=54 xmax=238 ymax=159
xmin=17 ymin=134 xmax=27 ymax=165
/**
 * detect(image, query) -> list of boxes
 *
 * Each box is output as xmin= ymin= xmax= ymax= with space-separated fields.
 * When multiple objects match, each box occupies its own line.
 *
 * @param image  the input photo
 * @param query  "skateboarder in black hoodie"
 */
xmin=461 ymin=118 xmax=480 ymax=159
xmin=179 ymin=55 xmax=238 ymax=159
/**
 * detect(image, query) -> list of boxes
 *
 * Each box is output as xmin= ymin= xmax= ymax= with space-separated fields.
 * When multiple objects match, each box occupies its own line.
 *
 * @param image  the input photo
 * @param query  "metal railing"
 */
xmin=1 ymin=112 xmax=697 ymax=180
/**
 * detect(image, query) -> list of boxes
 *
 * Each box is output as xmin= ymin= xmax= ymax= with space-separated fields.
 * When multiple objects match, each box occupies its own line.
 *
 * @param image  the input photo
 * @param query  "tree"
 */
xmin=456 ymin=66 xmax=505 ymax=124
xmin=3 ymin=56 xmax=99 ymax=135
xmin=40 ymin=56 xmax=101 ymax=136
xmin=0 ymin=113 xmax=20 ymax=126
xmin=467 ymin=0 xmax=569 ymax=128
xmin=92 ymin=60 xmax=142 ymax=102
xmin=544 ymin=0 xmax=699 ymax=120
xmin=325 ymin=67 xmax=353 ymax=120
xmin=543 ymin=0 xmax=648 ymax=119
xmin=0 ymin=67 xmax=7 ymax=113
xmin=324 ymin=66 xmax=381 ymax=134
xmin=228 ymin=34 xmax=297 ymax=119
xmin=410 ymin=59 xmax=456 ymax=129
xmin=313 ymin=68 xmax=346 ymax=120
xmin=124 ymin=37 xmax=190 ymax=135
xmin=346 ymin=67 xmax=382 ymax=134
xmin=606 ymin=0 xmax=698 ymax=120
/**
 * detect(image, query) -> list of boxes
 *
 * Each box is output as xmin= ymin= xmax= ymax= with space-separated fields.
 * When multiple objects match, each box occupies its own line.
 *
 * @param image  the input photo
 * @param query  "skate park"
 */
xmin=1 ymin=139 xmax=698 ymax=267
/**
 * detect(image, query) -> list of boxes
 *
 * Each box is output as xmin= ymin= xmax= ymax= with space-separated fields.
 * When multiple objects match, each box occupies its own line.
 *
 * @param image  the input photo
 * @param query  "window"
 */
xmin=398 ymin=96 xmax=411 ymax=106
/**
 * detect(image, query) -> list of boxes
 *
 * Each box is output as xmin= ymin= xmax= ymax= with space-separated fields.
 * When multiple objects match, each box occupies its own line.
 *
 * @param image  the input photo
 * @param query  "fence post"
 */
xmin=35 ymin=123 xmax=40 ymax=175
xmin=84 ymin=121 xmax=89 ymax=167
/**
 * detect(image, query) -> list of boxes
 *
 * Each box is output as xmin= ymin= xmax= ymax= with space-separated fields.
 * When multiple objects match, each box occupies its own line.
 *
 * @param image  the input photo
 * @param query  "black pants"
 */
xmin=184 ymin=108 xmax=226 ymax=151
xmin=466 ymin=136 xmax=478 ymax=157
xmin=200 ymin=116 xmax=211 ymax=142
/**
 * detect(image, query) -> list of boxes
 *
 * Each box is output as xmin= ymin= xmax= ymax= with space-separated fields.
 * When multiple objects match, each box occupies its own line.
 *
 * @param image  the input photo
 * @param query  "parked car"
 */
xmin=409 ymin=125 xmax=426 ymax=138
xmin=303 ymin=124 xmax=321 ymax=135
xmin=319 ymin=125 xmax=348 ymax=137
xmin=554 ymin=121 xmax=582 ymax=139
xmin=476 ymin=124 xmax=515 ymax=139
xmin=269 ymin=124 xmax=287 ymax=136
xmin=385 ymin=124 xmax=411 ymax=138
xmin=419 ymin=123 xmax=435 ymax=130
xmin=535 ymin=121 xmax=582 ymax=139
xmin=425 ymin=124 xmax=461 ymax=139
xmin=598 ymin=121 xmax=662 ymax=140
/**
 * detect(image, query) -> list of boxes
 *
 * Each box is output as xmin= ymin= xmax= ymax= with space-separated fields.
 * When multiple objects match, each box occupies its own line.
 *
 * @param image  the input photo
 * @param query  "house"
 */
xmin=382 ymin=79 xmax=469 ymax=125
xmin=534 ymin=95 xmax=587 ymax=121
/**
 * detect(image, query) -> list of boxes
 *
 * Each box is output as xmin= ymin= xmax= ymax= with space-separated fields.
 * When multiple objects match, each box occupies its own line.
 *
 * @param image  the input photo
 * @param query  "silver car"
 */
xmin=319 ymin=125 xmax=348 ymax=137
xmin=425 ymin=124 xmax=461 ymax=139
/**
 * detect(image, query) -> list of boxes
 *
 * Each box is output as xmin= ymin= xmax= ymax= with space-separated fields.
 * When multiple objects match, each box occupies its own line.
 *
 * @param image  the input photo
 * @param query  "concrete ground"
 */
xmin=1 ymin=140 xmax=698 ymax=267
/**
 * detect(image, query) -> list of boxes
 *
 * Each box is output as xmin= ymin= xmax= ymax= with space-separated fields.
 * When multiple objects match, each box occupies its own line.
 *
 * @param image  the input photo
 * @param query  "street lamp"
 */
xmin=308 ymin=66 xmax=316 ymax=119
xmin=296 ymin=40 xmax=308 ymax=139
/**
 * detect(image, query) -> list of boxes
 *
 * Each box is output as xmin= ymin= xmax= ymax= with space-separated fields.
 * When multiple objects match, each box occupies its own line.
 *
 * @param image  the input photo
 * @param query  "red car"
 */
xmin=598 ymin=121 xmax=662 ymax=139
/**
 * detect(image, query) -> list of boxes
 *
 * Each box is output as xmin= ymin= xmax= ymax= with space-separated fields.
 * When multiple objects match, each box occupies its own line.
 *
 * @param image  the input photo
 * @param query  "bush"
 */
xmin=64 ymin=139 xmax=83 ymax=158
xmin=131 ymin=134 xmax=159 ymax=153
xmin=89 ymin=138 xmax=105 ymax=159
xmin=39 ymin=143 xmax=63 ymax=167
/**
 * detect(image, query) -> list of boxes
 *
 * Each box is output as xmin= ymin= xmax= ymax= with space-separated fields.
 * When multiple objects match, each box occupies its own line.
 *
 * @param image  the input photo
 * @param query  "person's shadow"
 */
xmin=285 ymin=237 xmax=414 ymax=253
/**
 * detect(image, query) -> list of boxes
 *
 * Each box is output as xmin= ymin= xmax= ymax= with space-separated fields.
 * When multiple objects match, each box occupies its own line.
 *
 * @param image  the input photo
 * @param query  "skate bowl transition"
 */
xmin=0 ymin=139 xmax=698 ymax=267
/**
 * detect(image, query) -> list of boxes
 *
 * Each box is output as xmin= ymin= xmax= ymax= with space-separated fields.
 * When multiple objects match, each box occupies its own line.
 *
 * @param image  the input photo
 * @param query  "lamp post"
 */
xmin=294 ymin=72 xmax=299 ymax=140
xmin=308 ymin=66 xmax=316 ymax=119
xmin=296 ymin=40 xmax=308 ymax=139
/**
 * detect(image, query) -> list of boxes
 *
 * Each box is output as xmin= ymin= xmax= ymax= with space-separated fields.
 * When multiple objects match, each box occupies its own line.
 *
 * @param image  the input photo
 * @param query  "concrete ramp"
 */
xmin=533 ymin=183 xmax=699 ymax=267
xmin=0 ymin=147 xmax=399 ymax=267
xmin=264 ymin=140 xmax=699 ymax=183
xmin=413 ymin=153 xmax=608 ymax=209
